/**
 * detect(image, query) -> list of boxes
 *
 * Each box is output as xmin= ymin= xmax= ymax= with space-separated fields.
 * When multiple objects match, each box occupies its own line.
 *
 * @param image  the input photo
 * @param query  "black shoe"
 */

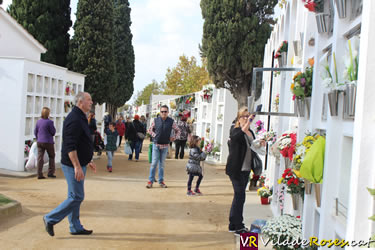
xmin=43 ymin=216 xmax=54 ymax=237
xmin=234 ymin=228 xmax=250 ymax=236
xmin=70 ymin=229 xmax=93 ymax=235
xmin=48 ymin=175 xmax=56 ymax=178
xmin=38 ymin=176 xmax=46 ymax=179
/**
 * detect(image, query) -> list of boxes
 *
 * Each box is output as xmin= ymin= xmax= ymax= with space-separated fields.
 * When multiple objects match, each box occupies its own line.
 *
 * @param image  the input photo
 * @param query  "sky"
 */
xmin=2 ymin=0 xmax=204 ymax=103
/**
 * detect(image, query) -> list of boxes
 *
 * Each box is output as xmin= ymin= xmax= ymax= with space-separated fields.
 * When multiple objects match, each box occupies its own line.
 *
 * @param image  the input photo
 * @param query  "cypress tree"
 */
xmin=69 ymin=0 xmax=115 ymax=105
xmin=200 ymin=0 xmax=277 ymax=107
xmin=110 ymin=0 xmax=135 ymax=107
xmin=9 ymin=0 xmax=72 ymax=67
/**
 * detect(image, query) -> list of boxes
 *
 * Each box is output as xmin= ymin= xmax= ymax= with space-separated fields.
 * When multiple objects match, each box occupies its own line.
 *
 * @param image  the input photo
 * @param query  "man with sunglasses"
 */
xmin=146 ymin=105 xmax=180 ymax=188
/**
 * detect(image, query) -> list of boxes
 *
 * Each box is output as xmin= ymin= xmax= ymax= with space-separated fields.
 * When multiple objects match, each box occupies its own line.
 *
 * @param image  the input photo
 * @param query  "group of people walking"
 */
xmin=37 ymin=91 xmax=265 ymax=239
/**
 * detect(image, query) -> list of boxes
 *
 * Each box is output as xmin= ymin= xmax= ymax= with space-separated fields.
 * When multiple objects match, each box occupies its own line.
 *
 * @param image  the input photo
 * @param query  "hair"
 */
xmin=88 ymin=112 xmax=95 ymax=123
xmin=189 ymin=135 xmax=200 ymax=148
xmin=235 ymin=106 xmax=249 ymax=128
xmin=160 ymin=105 xmax=169 ymax=111
xmin=134 ymin=115 xmax=140 ymax=120
xmin=41 ymin=107 xmax=50 ymax=119
xmin=109 ymin=122 xmax=116 ymax=127
xmin=75 ymin=91 xmax=86 ymax=105
xmin=140 ymin=115 xmax=146 ymax=121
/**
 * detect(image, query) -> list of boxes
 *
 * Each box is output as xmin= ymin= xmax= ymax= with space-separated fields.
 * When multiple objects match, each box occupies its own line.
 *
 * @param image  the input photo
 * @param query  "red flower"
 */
xmin=304 ymin=1 xmax=316 ymax=12
xmin=294 ymin=178 xmax=299 ymax=185
xmin=292 ymin=94 xmax=296 ymax=101
xmin=287 ymin=179 xmax=293 ymax=186
xmin=282 ymin=173 xmax=287 ymax=178
xmin=288 ymin=172 xmax=293 ymax=177
xmin=296 ymin=216 xmax=301 ymax=219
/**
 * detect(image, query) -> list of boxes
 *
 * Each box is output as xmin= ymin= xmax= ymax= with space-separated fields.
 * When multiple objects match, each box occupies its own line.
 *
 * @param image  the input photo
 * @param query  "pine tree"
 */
xmin=110 ymin=0 xmax=135 ymax=107
xmin=8 ymin=0 xmax=72 ymax=67
xmin=200 ymin=0 xmax=277 ymax=107
xmin=69 ymin=0 xmax=115 ymax=105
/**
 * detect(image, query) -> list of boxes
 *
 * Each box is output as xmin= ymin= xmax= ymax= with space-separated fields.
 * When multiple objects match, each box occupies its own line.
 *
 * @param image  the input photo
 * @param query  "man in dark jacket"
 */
xmin=126 ymin=115 xmax=146 ymax=161
xmin=146 ymin=105 xmax=180 ymax=188
xmin=43 ymin=92 xmax=97 ymax=237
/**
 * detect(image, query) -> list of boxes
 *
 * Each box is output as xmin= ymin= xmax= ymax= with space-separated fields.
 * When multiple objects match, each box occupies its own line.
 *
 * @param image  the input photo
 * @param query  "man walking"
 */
xmin=43 ymin=92 xmax=97 ymax=236
xmin=146 ymin=105 xmax=180 ymax=188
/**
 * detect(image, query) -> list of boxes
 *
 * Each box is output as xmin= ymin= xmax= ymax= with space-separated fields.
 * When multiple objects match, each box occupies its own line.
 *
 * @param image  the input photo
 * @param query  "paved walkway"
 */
xmin=0 ymin=143 xmax=272 ymax=249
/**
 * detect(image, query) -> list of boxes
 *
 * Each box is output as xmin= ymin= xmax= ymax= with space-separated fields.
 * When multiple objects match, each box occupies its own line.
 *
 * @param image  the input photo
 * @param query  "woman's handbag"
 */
xmin=186 ymin=163 xmax=202 ymax=175
xmin=251 ymin=150 xmax=263 ymax=175
xmin=124 ymin=141 xmax=132 ymax=155
xmin=137 ymin=132 xmax=145 ymax=140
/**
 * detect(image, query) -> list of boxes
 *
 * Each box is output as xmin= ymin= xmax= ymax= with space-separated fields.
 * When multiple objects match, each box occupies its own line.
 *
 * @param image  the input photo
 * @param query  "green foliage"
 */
xmin=291 ymin=65 xmax=313 ymax=100
xmin=200 ymin=0 xmax=277 ymax=107
xmin=8 ymin=0 xmax=72 ymax=67
xmin=0 ymin=194 xmax=12 ymax=205
xmin=68 ymin=0 xmax=115 ymax=104
xmin=134 ymin=80 xmax=164 ymax=106
xmin=110 ymin=0 xmax=135 ymax=107
xmin=163 ymin=55 xmax=211 ymax=95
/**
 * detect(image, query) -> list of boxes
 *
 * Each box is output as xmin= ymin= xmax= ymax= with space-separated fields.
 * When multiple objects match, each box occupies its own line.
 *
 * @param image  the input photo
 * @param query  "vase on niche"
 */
xmin=327 ymin=90 xmax=339 ymax=116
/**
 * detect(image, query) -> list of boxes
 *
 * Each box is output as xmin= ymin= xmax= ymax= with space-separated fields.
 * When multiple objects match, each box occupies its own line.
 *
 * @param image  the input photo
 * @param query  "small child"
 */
xmin=186 ymin=136 xmax=207 ymax=196
xmin=104 ymin=122 xmax=119 ymax=172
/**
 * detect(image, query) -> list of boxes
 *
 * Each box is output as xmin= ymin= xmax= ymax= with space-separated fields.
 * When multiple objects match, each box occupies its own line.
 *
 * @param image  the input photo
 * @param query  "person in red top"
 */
xmin=115 ymin=116 xmax=126 ymax=147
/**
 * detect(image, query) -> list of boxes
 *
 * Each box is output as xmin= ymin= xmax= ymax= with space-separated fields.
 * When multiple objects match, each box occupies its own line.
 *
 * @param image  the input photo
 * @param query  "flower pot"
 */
xmin=335 ymin=0 xmax=347 ymax=19
xmin=284 ymin=157 xmax=291 ymax=168
xmin=261 ymin=197 xmax=269 ymax=205
xmin=327 ymin=90 xmax=339 ymax=116
xmin=293 ymin=40 xmax=302 ymax=57
xmin=296 ymin=99 xmax=305 ymax=117
xmin=350 ymin=0 xmax=363 ymax=20
xmin=315 ymin=14 xmax=330 ymax=33
xmin=304 ymin=179 xmax=312 ymax=195
xmin=305 ymin=97 xmax=311 ymax=119
xmin=291 ymin=193 xmax=300 ymax=210
xmin=314 ymin=183 xmax=321 ymax=207
xmin=344 ymin=83 xmax=357 ymax=117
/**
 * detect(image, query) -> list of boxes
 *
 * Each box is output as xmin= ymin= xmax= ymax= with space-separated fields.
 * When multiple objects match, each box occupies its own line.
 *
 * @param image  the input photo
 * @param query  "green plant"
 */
xmin=0 ymin=194 xmax=12 ymax=205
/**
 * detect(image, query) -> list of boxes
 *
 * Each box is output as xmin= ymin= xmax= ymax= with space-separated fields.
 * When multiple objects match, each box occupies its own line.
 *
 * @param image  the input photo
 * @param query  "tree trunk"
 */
xmin=106 ymin=104 xmax=117 ymax=122
xmin=232 ymin=83 xmax=251 ymax=110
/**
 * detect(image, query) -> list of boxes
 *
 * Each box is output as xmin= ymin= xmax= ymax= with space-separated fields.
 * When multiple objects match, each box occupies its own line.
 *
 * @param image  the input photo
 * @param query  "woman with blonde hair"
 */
xmin=34 ymin=107 xmax=56 ymax=179
xmin=225 ymin=106 xmax=265 ymax=235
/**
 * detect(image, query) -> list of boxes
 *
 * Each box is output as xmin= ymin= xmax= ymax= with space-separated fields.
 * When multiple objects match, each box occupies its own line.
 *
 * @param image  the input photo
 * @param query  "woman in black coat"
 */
xmin=226 ymin=106 xmax=265 ymax=236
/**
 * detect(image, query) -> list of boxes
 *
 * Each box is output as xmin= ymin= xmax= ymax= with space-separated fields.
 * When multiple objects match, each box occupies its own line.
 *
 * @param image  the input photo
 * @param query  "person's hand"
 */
xmin=88 ymin=161 xmax=97 ymax=173
xmin=170 ymin=137 xmax=175 ymax=142
xmin=241 ymin=117 xmax=251 ymax=133
xmin=74 ymin=166 xmax=85 ymax=182
xmin=249 ymin=114 xmax=256 ymax=122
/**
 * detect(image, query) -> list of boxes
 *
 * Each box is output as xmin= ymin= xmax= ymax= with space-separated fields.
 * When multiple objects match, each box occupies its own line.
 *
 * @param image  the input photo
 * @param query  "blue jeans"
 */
xmin=128 ymin=140 xmax=142 ymax=160
xmin=148 ymin=143 xmax=168 ymax=183
xmin=107 ymin=151 xmax=114 ymax=166
xmin=44 ymin=164 xmax=87 ymax=233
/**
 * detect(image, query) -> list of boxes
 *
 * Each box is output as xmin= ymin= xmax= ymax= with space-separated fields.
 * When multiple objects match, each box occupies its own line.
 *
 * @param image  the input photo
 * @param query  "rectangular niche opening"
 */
xmin=338 ymin=136 xmax=353 ymax=215
xmin=56 ymin=117 xmax=62 ymax=132
xmin=44 ymin=76 xmax=50 ymax=95
xmin=43 ymin=97 xmax=49 ymax=107
xmin=35 ymin=96 xmax=42 ymax=115
xmin=58 ymin=80 xmax=63 ymax=96
xmin=56 ymin=99 xmax=62 ymax=114
xmin=50 ymin=98 xmax=56 ymax=115
xmin=36 ymin=75 xmax=43 ymax=94
xmin=51 ymin=78 xmax=57 ymax=96
xmin=25 ymin=118 xmax=32 ymax=136
xmin=26 ymin=96 xmax=33 ymax=114
xmin=27 ymin=74 xmax=35 ymax=92
xmin=216 ymin=124 xmax=223 ymax=144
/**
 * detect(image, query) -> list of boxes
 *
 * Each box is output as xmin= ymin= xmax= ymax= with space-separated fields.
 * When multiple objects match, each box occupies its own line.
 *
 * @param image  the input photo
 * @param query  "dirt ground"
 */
xmin=0 ymin=143 xmax=271 ymax=250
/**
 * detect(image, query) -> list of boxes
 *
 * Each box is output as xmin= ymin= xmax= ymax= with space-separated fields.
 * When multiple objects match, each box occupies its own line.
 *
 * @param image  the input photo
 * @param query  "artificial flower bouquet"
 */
xmin=320 ymin=52 xmax=345 ymax=91
xmin=204 ymin=140 xmax=214 ymax=154
xmin=262 ymin=214 xmax=302 ymax=250
xmin=278 ymin=168 xmax=304 ymax=197
xmin=290 ymin=58 xmax=314 ymax=100
xmin=274 ymin=41 xmax=288 ymax=59
xmin=258 ymin=175 xmax=266 ymax=186
xmin=201 ymin=87 xmax=213 ymax=101
xmin=293 ymin=132 xmax=320 ymax=170
xmin=257 ymin=186 xmax=272 ymax=198
xmin=343 ymin=36 xmax=360 ymax=85
xmin=276 ymin=132 xmax=297 ymax=161
xmin=302 ymin=0 xmax=324 ymax=13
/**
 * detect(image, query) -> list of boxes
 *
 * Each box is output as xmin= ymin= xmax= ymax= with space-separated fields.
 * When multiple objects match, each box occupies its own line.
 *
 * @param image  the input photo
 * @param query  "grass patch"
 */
xmin=0 ymin=194 xmax=13 ymax=205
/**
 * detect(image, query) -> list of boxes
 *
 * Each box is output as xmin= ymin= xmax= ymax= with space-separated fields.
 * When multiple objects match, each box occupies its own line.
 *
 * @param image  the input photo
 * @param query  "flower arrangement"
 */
xmin=64 ymin=101 xmax=74 ymax=113
xmin=217 ymin=113 xmax=223 ymax=121
xmin=204 ymin=140 xmax=214 ymax=154
xmin=278 ymin=168 xmax=304 ymax=197
xmin=343 ymin=36 xmax=360 ymax=84
xmin=200 ymin=137 xmax=205 ymax=149
xmin=211 ymin=144 xmax=221 ymax=155
xmin=273 ymin=94 xmax=280 ymax=112
xmin=321 ymin=52 xmax=345 ymax=91
xmin=24 ymin=140 xmax=33 ymax=156
xmin=205 ymin=128 xmax=210 ymax=134
xmin=258 ymin=175 xmax=266 ymax=187
xmin=185 ymin=95 xmax=195 ymax=104
xmin=255 ymin=120 xmax=265 ymax=134
xmin=262 ymin=214 xmax=302 ymax=250
xmin=291 ymin=58 xmax=314 ymax=100
xmin=302 ymin=0 xmax=324 ymax=13
xmin=201 ymin=87 xmax=213 ymax=101
xmin=276 ymin=132 xmax=297 ymax=161
xmin=257 ymin=186 xmax=272 ymax=198
xmin=258 ymin=130 xmax=278 ymax=145
xmin=274 ymin=41 xmax=288 ymax=59
xmin=65 ymin=82 xmax=73 ymax=95
xmin=293 ymin=133 xmax=320 ymax=170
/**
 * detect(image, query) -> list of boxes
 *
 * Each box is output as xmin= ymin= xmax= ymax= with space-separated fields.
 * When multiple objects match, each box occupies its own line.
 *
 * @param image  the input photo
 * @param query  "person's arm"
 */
xmin=93 ymin=119 xmax=97 ymax=132
xmin=34 ymin=122 xmax=38 ymax=140
xmin=49 ymin=120 xmax=56 ymax=136
xmin=148 ymin=121 xmax=156 ymax=137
